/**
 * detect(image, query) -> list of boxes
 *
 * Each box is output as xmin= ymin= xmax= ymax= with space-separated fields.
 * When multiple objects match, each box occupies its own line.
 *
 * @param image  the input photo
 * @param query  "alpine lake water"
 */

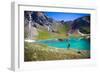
xmin=36 ymin=38 xmax=90 ymax=50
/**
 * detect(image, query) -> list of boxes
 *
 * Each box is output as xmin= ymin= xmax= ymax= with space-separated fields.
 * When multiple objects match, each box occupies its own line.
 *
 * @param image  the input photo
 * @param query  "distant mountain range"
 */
xmin=71 ymin=16 xmax=90 ymax=34
xmin=24 ymin=11 xmax=90 ymax=39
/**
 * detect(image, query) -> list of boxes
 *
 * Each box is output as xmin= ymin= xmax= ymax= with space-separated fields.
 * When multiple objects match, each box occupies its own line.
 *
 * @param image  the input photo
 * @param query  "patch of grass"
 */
xmin=37 ymin=30 xmax=52 ymax=40
xmin=58 ymin=24 xmax=69 ymax=34
xmin=36 ymin=24 xmax=70 ymax=40
xmin=24 ymin=31 xmax=28 ymax=39
xmin=24 ymin=42 xmax=90 ymax=61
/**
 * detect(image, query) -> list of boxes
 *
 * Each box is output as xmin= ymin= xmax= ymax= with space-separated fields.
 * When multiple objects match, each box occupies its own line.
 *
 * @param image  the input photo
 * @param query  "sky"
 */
xmin=45 ymin=12 xmax=90 ymax=21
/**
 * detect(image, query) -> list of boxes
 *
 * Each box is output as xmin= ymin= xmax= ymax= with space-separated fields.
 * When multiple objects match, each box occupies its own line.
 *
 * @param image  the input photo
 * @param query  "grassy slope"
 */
xmin=37 ymin=24 xmax=70 ymax=40
xmin=24 ymin=42 xmax=90 ymax=61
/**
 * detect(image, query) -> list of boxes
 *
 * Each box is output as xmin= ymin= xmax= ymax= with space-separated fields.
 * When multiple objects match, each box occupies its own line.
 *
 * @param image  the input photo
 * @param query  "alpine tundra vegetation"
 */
xmin=24 ymin=11 xmax=90 ymax=61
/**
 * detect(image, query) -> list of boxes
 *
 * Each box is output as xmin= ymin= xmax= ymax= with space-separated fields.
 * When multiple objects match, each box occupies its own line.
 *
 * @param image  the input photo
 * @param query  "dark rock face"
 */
xmin=71 ymin=16 xmax=90 ymax=34
xmin=24 ymin=11 xmax=55 ymax=28
xmin=31 ymin=12 xmax=53 ymax=26
xmin=24 ymin=11 xmax=65 ymax=33
xmin=71 ymin=16 xmax=90 ymax=29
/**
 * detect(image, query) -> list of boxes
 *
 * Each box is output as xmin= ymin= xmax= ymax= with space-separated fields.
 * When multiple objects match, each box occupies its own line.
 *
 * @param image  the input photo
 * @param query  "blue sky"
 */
xmin=45 ymin=12 xmax=90 ymax=21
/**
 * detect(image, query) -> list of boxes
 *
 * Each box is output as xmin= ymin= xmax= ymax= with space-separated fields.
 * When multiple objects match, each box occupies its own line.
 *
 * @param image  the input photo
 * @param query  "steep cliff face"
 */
xmin=24 ymin=11 xmax=39 ymax=39
xmin=24 ymin=11 xmax=68 ymax=39
xmin=71 ymin=16 xmax=90 ymax=34
xmin=31 ymin=12 xmax=54 ymax=26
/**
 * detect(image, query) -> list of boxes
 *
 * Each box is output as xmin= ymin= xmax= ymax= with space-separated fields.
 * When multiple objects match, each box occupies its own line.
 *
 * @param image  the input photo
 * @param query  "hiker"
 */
xmin=66 ymin=39 xmax=70 ymax=49
xmin=67 ymin=42 xmax=70 ymax=49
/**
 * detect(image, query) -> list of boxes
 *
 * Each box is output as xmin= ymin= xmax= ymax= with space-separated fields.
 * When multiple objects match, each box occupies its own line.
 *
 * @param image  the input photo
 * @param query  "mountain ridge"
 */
xmin=24 ymin=11 xmax=90 ymax=39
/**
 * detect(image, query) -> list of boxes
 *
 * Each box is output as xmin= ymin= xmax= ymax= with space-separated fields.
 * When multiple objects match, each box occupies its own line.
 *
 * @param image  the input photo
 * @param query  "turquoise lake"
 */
xmin=37 ymin=38 xmax=90 ymax=50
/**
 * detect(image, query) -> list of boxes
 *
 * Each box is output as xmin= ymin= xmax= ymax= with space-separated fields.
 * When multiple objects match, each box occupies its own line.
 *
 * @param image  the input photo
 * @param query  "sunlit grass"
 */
xmin=36 ymin=24 xmax=70 ymax=40
xmin=24 ymin=42 xmax=90 ymax=61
